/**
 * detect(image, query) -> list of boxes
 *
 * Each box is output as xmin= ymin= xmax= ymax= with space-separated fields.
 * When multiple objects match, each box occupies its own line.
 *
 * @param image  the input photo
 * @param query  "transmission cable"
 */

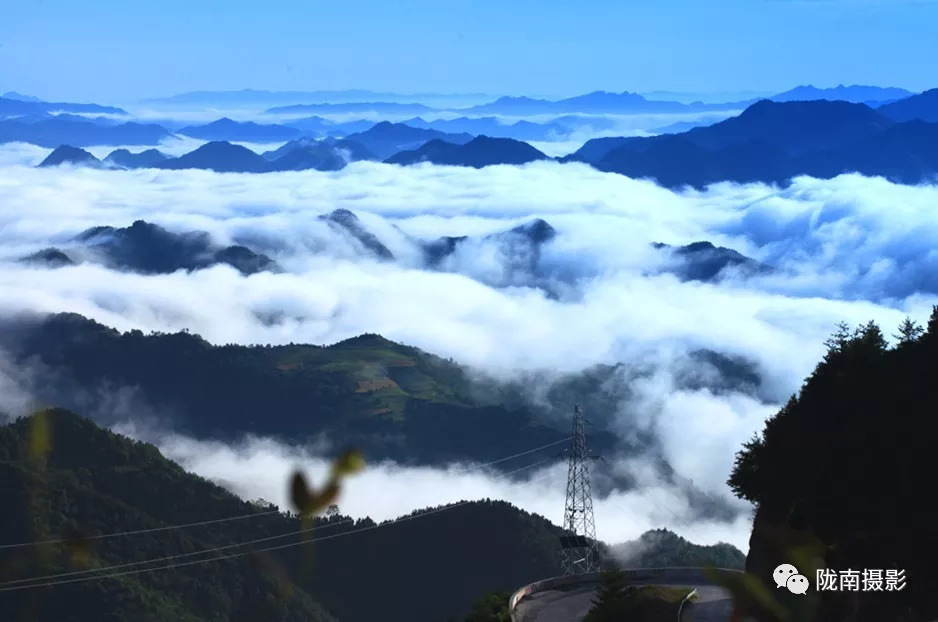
xmin=1 ymin=469 xmax=560 ymax=593
xmin=0 ymin=436 xmax=570 ymax=551
xmin=0 ymin=458 xmax=556 ymax=589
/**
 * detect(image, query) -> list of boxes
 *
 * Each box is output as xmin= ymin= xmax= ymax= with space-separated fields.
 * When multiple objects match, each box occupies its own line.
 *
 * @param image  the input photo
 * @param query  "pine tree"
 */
xmin=823 ymin=321 xmax=852 ymax=360
xmin=585 ymin=568 xmax=630 ymax=622
xmin=855 ymin=320 xmax=887 ymax=351
xmin=464 ymin=590 xmax=511 ymax=622
xmin=925 ymin=306 xmax=938 ymax=337
xmin=894 ymin=317 xmax=924 ymax=346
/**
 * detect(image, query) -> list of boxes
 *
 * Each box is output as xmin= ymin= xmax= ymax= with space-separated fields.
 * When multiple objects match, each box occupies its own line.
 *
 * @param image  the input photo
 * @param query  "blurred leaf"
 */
xmin=330 ymin=449 xmax=365 ymax=478
xmin=28 ymin=410 xmax=52 ymax=465
xmin=292 ymin=471 xmax=341 ymax=517
xmin=248 ymin=551 xmax=295 ymax=601
xmin=290 ymin=471 xmax=312 ymax=515
xmin=64 ymin=529 xmax=93 ymax=569
xmin=786 ymin=545 xmax=822 ymax=577
xmin=306 ymin=481 xmax=340 ymax=516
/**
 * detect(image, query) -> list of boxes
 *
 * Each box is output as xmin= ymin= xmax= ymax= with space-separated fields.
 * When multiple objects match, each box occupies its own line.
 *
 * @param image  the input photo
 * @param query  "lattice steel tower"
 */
xmin=559 ymin=404 xmax=600 ymax=575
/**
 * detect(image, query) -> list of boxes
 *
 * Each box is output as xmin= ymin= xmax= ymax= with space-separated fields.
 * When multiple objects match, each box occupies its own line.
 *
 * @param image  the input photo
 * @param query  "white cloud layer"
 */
xmin=2 ymin=148 xmax=937 ymax=552
xmin=111 ymin=422 xmax=756 ymax=551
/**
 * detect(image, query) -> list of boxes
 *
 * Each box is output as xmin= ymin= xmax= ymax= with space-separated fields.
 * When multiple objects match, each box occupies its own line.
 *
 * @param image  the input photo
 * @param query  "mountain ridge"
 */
xmin=877 ymin=87 xmax=938 ymax=123
xmin=767 ymin=83 xmax=914 ymax=104
xmin=385 ymin=135 xmax=549 ymax=168
xmin=572 ymin=99 xmax=938 ymax=188
xmin=0 ymin=409 xmax=743 ymax=621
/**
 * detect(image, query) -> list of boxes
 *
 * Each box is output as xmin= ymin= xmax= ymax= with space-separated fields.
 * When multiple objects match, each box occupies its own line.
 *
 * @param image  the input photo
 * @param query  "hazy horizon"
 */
xmin=4 ymin=0 xmax=937 ymax=103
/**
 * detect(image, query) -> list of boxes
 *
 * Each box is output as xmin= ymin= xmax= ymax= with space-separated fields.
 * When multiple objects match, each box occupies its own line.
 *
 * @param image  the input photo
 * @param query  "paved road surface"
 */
xmin=513 ymin=583 xmax=596 ymax=622
xmin=514 ymin=579 xmax=734 ymax=622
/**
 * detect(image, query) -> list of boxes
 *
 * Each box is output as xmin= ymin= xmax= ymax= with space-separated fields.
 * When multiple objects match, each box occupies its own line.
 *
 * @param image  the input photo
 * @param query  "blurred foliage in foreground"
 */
xmin=584 ymin=568 xmax=690 ymax=622
xmin=463 ymin=590 xmax=512 ymax=622
xmin=725 ymin=313 xmax=938 ymax=622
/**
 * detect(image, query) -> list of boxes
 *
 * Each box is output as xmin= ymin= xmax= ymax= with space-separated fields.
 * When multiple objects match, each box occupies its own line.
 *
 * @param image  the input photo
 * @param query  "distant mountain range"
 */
xmin=0 ymin=95 xmax=126 ymax=117
xmin=386 ymin=135 xmax=549 ymax=168
xmin=34 ymin=96 xmax=938 ymax=189
xmin=156 ymin=141 xmax=273 ymax=172
xmin=143 ymin=84 xmax=912 ymax=112
xmin=454 ymin=84 xmax=914 ymax=114
xmin=458 ymin=91 xmax=745 ymax=115
xmin=266 ymin=102 xmax=436 ymax=116
xmin=768 ymin=84 xmax=913 ymax=105
xmin=104 ymin=147 xmax=170 ymax=168
xmin=258 ymin=138 xmax=350 ymax=171
xmin=402 ymin=116 xmax=573 ymax=141
xmin=567 ymin=99 xmax=938 ymax=188
xmin=178 ymin=117 xmax=304 ymax=142
xmin=1 ymin=116 xmax=172 ymax=148
xmin=649 ymin=119 xmax=720 ymax=135
xmin=263 ymin=137 xmax=376 ymax=163
xmin=141 ymin=88 xmax=495 ymax=106
xmin=17 ymin=87 xmax=938 ymax=187
xmin=1 ymin=90 xmax=43 ymax=102
xmin=337 ymin=121 xmax=474 ymax=160
xmin=180 ymin=115 xmax=604 ymax=143
xmin=33 ymin=121 xmax=488 ymax=172
xmin=253 ymin=85 xmax=920 ymax=118
xmin=877 ymin=88 xmax=938 ymax=123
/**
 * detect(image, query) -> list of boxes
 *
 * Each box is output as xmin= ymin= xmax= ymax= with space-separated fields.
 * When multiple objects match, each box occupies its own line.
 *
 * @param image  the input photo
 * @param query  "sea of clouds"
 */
xmin=1 ymin=144 xmax=936 ymax=552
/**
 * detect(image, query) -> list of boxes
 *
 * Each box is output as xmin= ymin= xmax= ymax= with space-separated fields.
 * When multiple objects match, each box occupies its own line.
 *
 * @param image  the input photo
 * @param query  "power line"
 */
xmin=447 ymin=437 xmax=571 ymax=474
xmin=2 ymin=458 xmax=552 ymax=586
xmin=0 ymin=510 xmax=281 ymax=551
xmin=0 ymin=516 xmax=352 ymax=586
xmin=0 ymin=464 xmax=559 ymax=592
xmin=0 ymin=436 xmax=569 ymax=551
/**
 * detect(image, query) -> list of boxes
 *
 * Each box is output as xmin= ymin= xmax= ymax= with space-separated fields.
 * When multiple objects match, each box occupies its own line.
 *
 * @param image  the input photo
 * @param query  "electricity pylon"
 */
xmin=558 ymin=404 xmax=601 ymax=575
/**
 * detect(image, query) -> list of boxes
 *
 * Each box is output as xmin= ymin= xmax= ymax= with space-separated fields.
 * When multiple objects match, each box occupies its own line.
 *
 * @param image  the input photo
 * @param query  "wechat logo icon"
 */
xmin=773 ymin=563 xmax=810 ymax=595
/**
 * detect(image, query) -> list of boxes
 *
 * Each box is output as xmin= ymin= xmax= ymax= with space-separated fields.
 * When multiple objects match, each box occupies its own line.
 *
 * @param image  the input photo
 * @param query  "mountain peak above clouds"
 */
xmin=37 ymin=144 xmax=102 ymax=168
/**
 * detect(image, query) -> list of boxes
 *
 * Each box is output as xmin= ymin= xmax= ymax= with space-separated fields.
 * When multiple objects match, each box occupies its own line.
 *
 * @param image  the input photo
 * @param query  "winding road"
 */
xmin=512 ymin=569 xmax=736 ymax=622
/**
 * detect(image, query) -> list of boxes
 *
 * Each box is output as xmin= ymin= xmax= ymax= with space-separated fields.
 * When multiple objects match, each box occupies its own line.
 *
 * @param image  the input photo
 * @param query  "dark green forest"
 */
xmin=0 ymin=312 xmax=623 ymax=467
xmin=0 ymin=410 xmax=742 ymax=622
xmin=583 ymin=569 xmax=689 ymax=622
xmin=0 ymin=312 xmax=763 ymax=480
xmin=729 ymin=313 xmax=938 ymax=621
xmin=607 ymin=528 xmax=744 ymax=570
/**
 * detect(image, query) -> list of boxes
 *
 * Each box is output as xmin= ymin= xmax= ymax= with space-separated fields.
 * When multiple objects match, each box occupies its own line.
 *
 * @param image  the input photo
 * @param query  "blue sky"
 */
xmin=3 ymin=0 xmax=937 ymax=103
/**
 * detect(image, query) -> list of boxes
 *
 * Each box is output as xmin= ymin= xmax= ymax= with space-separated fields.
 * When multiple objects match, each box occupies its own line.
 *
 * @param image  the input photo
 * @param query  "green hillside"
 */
xmin=0 ymin=409 xmax=748 ymax=622
xmin=0 ymin=313 xmax=762 ymax=477
xmin=608 ymin=528 xmax=745 ymax=569
xmin=0 ymin=409 xmax=337 ymax=622
xmin=0 ymin=313 xmax=590 ymax=466
xmin=0 ymin=410 xmax=566 ymax=621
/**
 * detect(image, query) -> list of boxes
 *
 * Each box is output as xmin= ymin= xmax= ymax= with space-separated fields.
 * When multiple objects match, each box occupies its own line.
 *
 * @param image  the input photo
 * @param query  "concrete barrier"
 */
xmin=509 ymin=567 xmax=744 ymax=621
xmin=509 ymin=572 xmax=602 ymax=611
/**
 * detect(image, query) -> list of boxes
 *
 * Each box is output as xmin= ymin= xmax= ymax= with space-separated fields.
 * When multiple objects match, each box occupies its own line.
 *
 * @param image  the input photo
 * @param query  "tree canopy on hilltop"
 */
xmin=728 ymin=311 xmax=938 ymax=621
